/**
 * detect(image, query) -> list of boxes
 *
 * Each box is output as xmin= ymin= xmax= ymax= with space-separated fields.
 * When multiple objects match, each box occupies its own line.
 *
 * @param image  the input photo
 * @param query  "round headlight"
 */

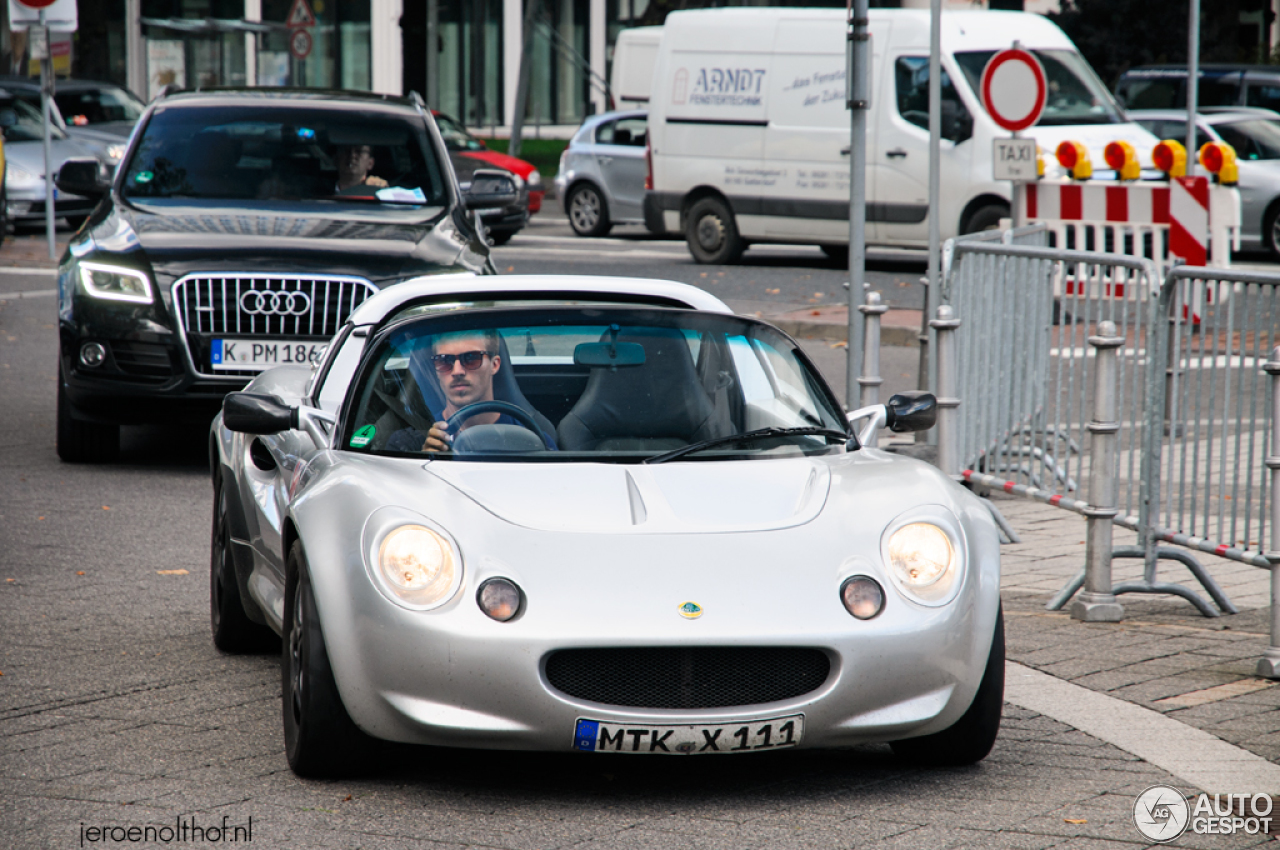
xmin=840 ymin=575 xmax=884 ymax=620
xmin=886 ymin=522 xmax=957 ymax=603
xmin=477 ymin=577 xmax=523 ymax=621
xmin=377 ymin=525 xmax=458 ymax=607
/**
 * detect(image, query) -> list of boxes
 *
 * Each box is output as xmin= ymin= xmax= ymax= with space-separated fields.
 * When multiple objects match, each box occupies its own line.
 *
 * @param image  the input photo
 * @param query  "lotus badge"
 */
xmin=678 ymin=601 xmax=703 ymax=619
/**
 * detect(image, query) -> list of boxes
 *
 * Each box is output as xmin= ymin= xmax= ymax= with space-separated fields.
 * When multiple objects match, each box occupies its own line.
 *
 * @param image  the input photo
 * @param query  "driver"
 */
xmin=386 ymin=330 xmax=555 ymax=453
xmin=335 ymin=144 xmax=389 ymax=192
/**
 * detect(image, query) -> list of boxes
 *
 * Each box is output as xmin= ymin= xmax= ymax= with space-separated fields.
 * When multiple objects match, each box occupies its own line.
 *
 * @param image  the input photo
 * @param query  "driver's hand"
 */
xmin=365 ymin=175 xmax=389 ymax=188
xmin=422 ymin=421 xmax=451 ymax=453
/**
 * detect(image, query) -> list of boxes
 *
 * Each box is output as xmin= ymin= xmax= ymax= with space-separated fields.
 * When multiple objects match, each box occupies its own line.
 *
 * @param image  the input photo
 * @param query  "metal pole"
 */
xmin=931 ymin=304 xmax=961 ymax=477
xmin=921 ymin=0 xmax=942 ymax=399
xmin=426 ymin=0 xmax=439 ymax=107
xmin=509 ymin=0 xmax=541 ymax=160
xmin=845 ymin=0 xmax=870 ymax=408
xmin=858 ymin=292 xmax=886 ymax=408
xmin=1186 ymin=0 xmax=1200 ymax=175
xmin=1070 ymin=320 xmax=1125 ymax=622
xmin=1010 ymin=42 xmax=1026 ymax=228
xmin=1259 ymin=347 xmax=1280 ymax=678
xmin=39 ymin=11 xmax=54 ymax=260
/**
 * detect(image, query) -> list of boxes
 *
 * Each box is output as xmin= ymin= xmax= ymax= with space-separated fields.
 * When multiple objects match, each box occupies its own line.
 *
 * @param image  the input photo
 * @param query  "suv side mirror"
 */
xmin=463 ymin=168 xmax=518 ymax=210
xmin=223 ymin=392 xmax=296 ymax=434
xmin=885 ymin=391 xmax=937 ymax=433
xmin=55 ymin=158 xmax=112 ymax=199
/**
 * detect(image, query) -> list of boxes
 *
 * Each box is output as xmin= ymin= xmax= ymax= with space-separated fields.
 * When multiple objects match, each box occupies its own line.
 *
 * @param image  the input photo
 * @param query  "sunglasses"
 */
xmin=430 ymin=350 xmax=493 ymax=372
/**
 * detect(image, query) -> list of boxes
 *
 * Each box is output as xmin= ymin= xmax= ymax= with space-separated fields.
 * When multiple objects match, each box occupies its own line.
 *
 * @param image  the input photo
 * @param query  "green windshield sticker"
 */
xmin=134 ymin=171 xmax=154 ymax=184
xmin=350 ymin=424 xmax=376 ymax=448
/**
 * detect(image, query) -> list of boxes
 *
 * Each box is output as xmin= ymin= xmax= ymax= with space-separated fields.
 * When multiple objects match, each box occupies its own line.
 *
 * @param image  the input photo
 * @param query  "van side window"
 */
xmin=894 ymin=57 xmax=972 ymax=143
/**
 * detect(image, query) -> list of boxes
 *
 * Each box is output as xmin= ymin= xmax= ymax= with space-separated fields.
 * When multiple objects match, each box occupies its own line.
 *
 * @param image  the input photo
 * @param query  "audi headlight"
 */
xmin=376 ymin=524 xmax=460 ymax=609
xmin=78 ymin=262 xmax=152 ymax=304
xmin=886 ymin=521 xmax=959 ymax=605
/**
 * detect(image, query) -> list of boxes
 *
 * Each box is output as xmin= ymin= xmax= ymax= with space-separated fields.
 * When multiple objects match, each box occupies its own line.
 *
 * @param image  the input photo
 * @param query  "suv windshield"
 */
xmin=121 ymin=103 xmax=447 ymax=207
xmin=344 ymin=307 xmax=848 ymax=462
xmin=955 ymin=49 xmax=1123 ymax=125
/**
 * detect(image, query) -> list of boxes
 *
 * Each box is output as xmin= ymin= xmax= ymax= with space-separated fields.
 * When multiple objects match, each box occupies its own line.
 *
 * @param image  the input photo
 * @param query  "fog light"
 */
xmin=840 ymin=575 xmax=884 ymax=620
xmin=477 ymin=577 xmax=522 ymax=621
xmin=79 ymin=342 xmax=107 ymax=368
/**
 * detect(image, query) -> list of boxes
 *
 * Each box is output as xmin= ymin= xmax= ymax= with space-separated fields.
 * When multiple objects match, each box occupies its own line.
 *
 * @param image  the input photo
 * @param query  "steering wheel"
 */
xmin=445 ymin=400 xmax=543 ymax=438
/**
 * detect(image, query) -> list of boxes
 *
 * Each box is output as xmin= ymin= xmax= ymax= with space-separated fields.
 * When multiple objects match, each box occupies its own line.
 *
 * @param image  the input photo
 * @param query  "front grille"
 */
xmin=172 ymin=274 xmax=377 ymax=377
xmin=545 ymin=647 xmax=831 ymax=709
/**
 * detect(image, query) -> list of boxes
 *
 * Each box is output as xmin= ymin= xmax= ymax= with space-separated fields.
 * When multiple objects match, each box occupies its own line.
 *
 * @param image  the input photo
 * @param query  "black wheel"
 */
xmin=1264 ymin=205 xmax=1280 ymax=259
xmin=488 ymin=229 xmax=515 ymax=246
xmin=283 ymin=541 xmax=372 ymax=777
xmin=890 ymin=605 xmax=1004 ymax=766
xmin=820 ymin=244 xmax=849 ymax=266
xmin=962 ymin=204 xmax=1009 ymax=235
xmin=567 ymin=183 xmax=612 ymax=237
xmin=685 ymin=196 xmax=745 ymax=264
xmin=56 ymin=371 xmax=119 ymax=463
xmin=211 ymin=476 xmax=277 ymax=653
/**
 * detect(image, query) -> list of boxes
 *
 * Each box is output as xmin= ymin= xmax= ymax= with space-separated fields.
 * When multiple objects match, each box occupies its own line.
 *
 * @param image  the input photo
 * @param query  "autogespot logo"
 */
xmin=1134 ymin=785 xmax=1190 ymax=842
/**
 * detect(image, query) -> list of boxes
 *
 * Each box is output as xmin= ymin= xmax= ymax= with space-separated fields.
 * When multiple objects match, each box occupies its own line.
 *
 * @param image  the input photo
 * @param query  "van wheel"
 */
xmin=568 ymin=183 xmax=612 ymax=237
xmin=962 ymin=204 xmax=1009 ymax=234
xmin=686 ymin=196 xmax=745 ymax=264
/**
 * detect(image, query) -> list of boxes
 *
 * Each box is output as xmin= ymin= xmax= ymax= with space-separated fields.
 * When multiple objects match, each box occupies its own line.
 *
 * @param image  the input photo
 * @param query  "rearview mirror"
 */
xmin=223 ymin=392 xmax=297 ymax=434
xmin=463 ymin=168 xmax=518 ymax=210
xmin=55 ymin=158 xmax=112 ymax=199
xmin=885 ymin=391 xmax=937 ymax=433
xmin=574 ymin=341 xmax=646 ymax=368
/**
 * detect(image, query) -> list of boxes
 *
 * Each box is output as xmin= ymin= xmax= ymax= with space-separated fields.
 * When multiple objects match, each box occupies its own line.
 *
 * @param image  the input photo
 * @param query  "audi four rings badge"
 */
xmin=240 ymin=290 xmax=312 ymax=316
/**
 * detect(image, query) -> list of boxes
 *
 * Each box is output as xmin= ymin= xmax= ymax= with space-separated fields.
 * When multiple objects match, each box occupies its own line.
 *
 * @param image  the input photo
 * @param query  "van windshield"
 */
xmin=955 ymin=49 xmax=1124 ymax=126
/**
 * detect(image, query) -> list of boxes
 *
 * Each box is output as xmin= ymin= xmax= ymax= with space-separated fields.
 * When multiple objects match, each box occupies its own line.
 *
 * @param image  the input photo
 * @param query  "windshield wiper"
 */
xmin=643 ymin=426 xmax=854 ymax=465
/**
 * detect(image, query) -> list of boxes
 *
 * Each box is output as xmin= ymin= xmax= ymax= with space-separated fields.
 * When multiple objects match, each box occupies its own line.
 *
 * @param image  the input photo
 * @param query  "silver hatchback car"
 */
xmin=555 ymin=109 xmax=648 ymax=236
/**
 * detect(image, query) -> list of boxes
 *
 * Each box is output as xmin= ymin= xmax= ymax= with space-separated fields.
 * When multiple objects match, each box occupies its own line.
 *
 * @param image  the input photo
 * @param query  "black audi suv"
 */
xmin=54 ymin=88 xmax=516 ymax=462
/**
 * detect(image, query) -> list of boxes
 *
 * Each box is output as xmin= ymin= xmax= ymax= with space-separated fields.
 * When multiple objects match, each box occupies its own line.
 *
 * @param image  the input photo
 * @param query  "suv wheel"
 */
xmin=56 ymin=372 xmax=119 ymax=463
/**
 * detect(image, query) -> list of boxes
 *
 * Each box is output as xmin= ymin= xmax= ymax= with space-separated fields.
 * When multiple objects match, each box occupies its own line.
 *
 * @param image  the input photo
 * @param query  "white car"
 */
xmin=209 ymin=274 xmax=1003 ymax=777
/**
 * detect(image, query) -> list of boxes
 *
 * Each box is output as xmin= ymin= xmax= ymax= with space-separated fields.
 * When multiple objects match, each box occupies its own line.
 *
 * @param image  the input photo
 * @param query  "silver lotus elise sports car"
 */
xmin=209 ymin=274 xmax=1003 ymax=777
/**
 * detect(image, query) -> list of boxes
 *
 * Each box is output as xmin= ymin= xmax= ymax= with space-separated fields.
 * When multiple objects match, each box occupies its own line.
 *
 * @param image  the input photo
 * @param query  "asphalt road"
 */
xmin=0 ymin=228 xmax=1264 ymax=850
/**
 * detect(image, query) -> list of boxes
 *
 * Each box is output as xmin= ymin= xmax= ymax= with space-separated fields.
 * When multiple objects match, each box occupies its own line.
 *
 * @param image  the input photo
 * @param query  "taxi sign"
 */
xmin=980 ymin=48 xmax=1046 ymax=132
xmin=993 ymin=138 xmax=1038 ymax=181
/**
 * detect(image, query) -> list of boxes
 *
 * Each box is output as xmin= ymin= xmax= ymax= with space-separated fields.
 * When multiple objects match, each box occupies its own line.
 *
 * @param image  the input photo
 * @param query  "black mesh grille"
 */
xmin=110 ymin=341 xmax=174 ymax=377
xmin=545 ymin=647 xmax=830 ymax=709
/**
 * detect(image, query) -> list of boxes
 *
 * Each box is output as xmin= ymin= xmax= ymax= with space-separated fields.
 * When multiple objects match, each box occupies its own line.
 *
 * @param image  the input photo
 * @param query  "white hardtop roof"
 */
xmin=663 ymin=7 xmax=1075 ymax=52
xmin=348 ymin=274 xmax=733 ymax=326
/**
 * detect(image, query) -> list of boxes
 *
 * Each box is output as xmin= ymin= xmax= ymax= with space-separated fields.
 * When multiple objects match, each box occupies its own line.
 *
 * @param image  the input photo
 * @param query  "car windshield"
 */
xmin=2 ymin=97 xmax=67 ymax=142
xmin=343 ymin=307 xmax=849 ymax=463
xmin=955 ymin=49 xmax=1123 ymax=125
xmin=54 ymin=86 xmax=144 ymax=125
xmin=434 ymin=113 xmax=484 ymax=152
xmin=1212 ymin=119 xmax=1280 ymax=160
xmin=121 ymin=103 xmax=447 ymax=207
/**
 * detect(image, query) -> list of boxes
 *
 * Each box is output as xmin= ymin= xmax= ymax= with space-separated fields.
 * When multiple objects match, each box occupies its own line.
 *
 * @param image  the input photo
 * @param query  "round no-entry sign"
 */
xmin=980 ymin=48 xmax=1046 ymax=132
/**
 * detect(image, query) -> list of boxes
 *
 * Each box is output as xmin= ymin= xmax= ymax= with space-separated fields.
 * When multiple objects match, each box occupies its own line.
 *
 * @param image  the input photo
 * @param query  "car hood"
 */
xmin=85 ymin=201 xmax=483 ymax=285
xmin=458 ymin=150 xmax=535 ymax=181
xmin=5 ymin=137 xmax=106 ymax=174
xmin=424 ymin=458 xmax=832 ymax=533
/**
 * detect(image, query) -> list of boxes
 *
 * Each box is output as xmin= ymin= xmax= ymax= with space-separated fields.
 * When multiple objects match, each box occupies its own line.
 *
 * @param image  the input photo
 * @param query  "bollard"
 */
xmin=930 ymin=305 xmax=961 ymax=478
xmin=858 ymin=291 xmax=888 ymax=408
xmin=1260 ymin=347 xmax=1280 ymax=678
xmin=1070 ymin=320 xmax=1125 ymax=622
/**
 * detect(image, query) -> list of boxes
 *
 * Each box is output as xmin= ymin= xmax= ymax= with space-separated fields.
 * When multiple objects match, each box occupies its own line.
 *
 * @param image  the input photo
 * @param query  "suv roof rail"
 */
xmin=408 ymin=90 xmax=426 ymax=108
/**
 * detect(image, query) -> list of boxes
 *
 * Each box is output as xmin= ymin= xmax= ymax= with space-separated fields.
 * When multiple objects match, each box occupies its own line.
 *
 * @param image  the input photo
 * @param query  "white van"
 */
xmin=643 ymin=8 xmax=1160 ymax=263
xmin=610 ymin=26 xmax=663 ymax=109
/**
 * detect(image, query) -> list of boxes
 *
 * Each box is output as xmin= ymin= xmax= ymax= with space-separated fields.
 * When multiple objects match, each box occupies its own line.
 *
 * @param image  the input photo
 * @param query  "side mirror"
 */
xmin=223 ymin=392 xmax=297 ymax=435
xmin=0 ymin=108 xmax=16 ymax=128
xmin=885 ymin=391 xmax=937 ymax=433
xmin=55 ymin=158 xmax=112 ymax=199
xmin=940 ymin=101 xmax=973 ymax=145
xmin=463 ymin=168 xmax=518 ymax=210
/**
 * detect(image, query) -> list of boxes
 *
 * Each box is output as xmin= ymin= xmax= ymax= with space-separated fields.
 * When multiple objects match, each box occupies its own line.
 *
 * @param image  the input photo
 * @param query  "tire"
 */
xmin=211 ymin=476 xmax=277 ymax=654
xmin=56 ymin=372 xmax=119 ymax=463
xmin=685 ymin=196 xmax=745 ymax=264
xmin=962 ymin=204 xmax=1009 ymax=235
xmin=1264 ymin=205 xmax=1280 ymax=259
xmin=890 ymin=605 xmax=1004 ymax=766
xmin=820 ymin=244 xmax=849 ymax=266
xmin=567 ymin=183 xmax=612 ymax=237
xmin=283 ymin=541 xmax=372 ymax=777
xmin=488 ymin=229 xmax=515 ymax=246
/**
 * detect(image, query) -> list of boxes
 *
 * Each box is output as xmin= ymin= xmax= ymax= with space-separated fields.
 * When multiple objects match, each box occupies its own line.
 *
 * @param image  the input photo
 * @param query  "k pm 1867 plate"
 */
xmin=573 ymin=715 xmax=804 ymax=755
xmin=211 ymin=339 xmax=326 ymax=371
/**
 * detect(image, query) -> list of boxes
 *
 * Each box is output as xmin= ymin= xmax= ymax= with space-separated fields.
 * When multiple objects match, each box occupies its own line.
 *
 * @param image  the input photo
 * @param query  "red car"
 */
xmin=433 ymin=111 xmax=544 ymax=213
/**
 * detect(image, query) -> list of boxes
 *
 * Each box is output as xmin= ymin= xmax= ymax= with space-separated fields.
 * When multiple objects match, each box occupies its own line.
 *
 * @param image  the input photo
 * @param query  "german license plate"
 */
xmin=572 ymin=714 xmax=803 ymax=755
xmin=211 ymin=339 xmax=325 ymax=371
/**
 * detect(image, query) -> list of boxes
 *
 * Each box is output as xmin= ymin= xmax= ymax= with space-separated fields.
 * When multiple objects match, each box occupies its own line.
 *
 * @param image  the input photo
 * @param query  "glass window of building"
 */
xmin=259 ymin=0 xmax=371 ymax=90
